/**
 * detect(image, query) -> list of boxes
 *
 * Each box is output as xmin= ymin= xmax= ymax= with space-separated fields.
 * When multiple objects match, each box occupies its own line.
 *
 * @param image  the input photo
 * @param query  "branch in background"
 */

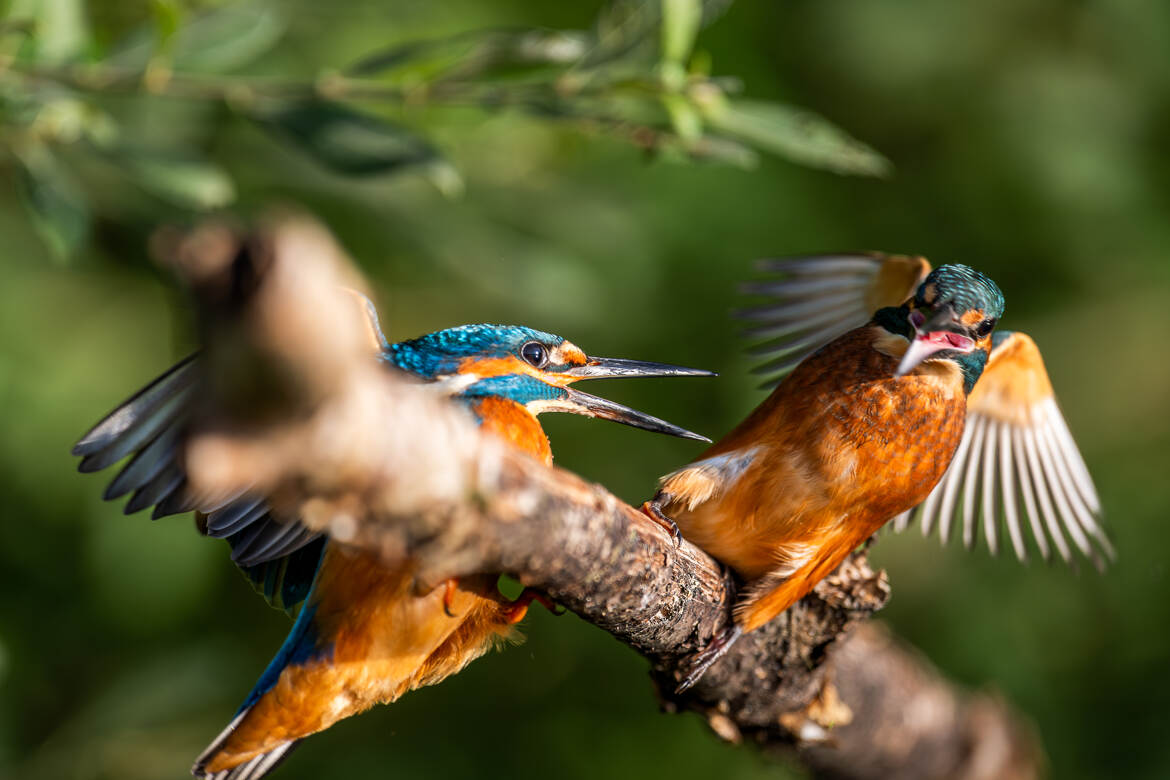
xmin=160 ymin=213 xmax=1042 ymax=780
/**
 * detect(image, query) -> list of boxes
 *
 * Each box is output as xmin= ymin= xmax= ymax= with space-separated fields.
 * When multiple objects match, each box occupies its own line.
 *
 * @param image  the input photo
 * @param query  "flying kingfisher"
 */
xmin=645 ymin=254 xmax=1112 ymax=690
xmin=73 ymin=293 xmax=713 ymax=780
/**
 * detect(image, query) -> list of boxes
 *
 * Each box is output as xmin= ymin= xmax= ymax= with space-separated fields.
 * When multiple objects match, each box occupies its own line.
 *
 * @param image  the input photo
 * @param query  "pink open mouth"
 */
xmin=919 ymin=330 xmax=975 ymax=352
xmin=894 ymin=315 xmax=976 ymax=377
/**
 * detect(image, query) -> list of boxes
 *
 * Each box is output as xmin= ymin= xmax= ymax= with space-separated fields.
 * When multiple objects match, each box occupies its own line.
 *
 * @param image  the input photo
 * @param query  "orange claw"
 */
xmin=641 ymin=492 xmax=682 ymax=546
xmin=503 ymin=587 xmax=563 ymax=625
xmin=442 ymin=578 xmax=459 ymax=617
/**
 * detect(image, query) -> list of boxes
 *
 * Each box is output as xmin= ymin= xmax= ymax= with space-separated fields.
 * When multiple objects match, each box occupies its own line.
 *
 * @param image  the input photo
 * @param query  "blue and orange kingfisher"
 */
xmin=644 ymin=254 xmax=1113 ymax=689
xmin=73 ymin=293 xmax=713 ymax=780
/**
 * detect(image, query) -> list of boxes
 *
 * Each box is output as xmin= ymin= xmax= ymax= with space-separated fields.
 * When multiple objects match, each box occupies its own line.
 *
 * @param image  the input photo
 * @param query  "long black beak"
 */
xmin=562 ymin=356 xmax=716 ymax=380
xmin=562 ymin=387 xmax=711 ymax=442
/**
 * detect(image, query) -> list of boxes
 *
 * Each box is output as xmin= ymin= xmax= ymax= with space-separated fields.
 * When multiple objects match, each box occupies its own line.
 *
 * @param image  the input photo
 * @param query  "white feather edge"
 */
xmin=193 ymin=708 xmax=298 ymax=780
xmin=892 ymin=400 xmax=1110 ymax=569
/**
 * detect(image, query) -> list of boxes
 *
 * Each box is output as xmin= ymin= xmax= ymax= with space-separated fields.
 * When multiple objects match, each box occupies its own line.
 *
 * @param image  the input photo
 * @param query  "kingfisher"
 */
xmin=73 ymin=293 xmax=713 ymax=780
xmin=645 ymin=254 xmax=1112 ymax=690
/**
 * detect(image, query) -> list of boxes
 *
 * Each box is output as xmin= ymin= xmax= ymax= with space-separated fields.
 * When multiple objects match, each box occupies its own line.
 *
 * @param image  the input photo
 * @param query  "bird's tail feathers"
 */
xmin=191 ymin=709 xmax=300 ymax=780
xmin=192 ymin=585 xmax=325 ymax=779
xmin=734 ymin=537 xmax=855 ymax=632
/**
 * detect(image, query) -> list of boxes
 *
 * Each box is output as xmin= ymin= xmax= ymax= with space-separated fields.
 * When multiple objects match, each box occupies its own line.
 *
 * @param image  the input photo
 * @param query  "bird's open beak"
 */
xmin=895 ymin=308 xmax=976 ymax=377
xmin=562 ymin=356 xmax=716 ymax=380
xmin=562 ymin=387 xmax=711 ymax=442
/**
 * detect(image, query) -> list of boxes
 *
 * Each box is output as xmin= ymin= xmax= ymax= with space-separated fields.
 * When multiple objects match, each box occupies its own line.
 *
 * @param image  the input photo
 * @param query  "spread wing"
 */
xmin=72 ymin=290 xmax=391 ymax=602
xmin=891 ymin=331 xmax=1114 ymax=569
xmin=736 ymin=253 xmax=931 ymax=387
xmin=72 ymin=357 xmax=324 ymax=596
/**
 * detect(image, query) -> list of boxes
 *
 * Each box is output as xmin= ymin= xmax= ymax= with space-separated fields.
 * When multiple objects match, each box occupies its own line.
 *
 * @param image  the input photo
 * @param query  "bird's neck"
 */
xmin=465 ymin=396 xmax=553 ymax=465
xmin=872 ymin=305 xmax=914 ymax=340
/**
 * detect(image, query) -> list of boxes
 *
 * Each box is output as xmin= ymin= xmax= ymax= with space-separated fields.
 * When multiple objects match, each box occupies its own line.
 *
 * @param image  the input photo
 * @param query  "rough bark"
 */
xmin=157 ymin=213 xmax=1042 ymax=780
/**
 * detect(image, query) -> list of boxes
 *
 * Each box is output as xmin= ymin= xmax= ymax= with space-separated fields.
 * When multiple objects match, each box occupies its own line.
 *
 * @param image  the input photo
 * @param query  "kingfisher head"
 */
xmin=387 ymin=323 xmax=713 ymax=441
xmin=893 ymin=264 xmax=1005 ymax=391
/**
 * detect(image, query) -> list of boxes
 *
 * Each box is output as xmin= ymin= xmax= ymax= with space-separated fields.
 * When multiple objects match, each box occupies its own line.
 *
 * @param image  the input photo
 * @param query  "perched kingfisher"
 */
xmin=646 ymin=254 xmax=1111 ymax=689
xmin=73 ymin=294 xmax=713 ymax=780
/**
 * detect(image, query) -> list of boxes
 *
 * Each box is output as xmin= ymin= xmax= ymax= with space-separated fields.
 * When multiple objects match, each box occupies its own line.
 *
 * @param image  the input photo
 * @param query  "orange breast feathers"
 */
xmin=658 ymin=325 xmax=968 ymax=631
xmin=473 ymin=396 xmax=553 ymax=464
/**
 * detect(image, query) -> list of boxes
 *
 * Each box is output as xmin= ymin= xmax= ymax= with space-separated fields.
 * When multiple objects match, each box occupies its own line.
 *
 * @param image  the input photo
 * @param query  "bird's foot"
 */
xmin=442 ymin=578 xmax=459 ymax=617
xmin=641 ymin=491 xmax=682 ymax=547
xmin=675 ymin=566 xmax=741 ymax=693
xmin=503 ymin=587 xmax=563 ymax=625
xmin=675 ymin=624 xmax=744 ymax=694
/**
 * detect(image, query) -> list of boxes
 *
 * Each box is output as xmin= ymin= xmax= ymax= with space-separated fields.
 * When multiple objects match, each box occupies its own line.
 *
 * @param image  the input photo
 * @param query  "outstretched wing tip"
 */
xmin=892 ymin=330 xmax=1113 ymax=572
xmin=737 ymin=253 xmax=929 ymax=386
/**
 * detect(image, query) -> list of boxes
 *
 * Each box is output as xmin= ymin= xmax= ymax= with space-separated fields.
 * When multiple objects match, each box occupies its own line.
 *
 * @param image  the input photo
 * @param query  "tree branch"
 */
xmin=158 ymin=212 xmax=1042 ymax=780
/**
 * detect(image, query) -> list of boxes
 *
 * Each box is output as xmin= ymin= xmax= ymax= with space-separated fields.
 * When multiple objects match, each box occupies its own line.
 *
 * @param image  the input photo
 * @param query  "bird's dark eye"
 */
xmin=520 ymin=341 xmax=548 ymax=368
xmin=976 ymin=319 xmax=996 ymax=338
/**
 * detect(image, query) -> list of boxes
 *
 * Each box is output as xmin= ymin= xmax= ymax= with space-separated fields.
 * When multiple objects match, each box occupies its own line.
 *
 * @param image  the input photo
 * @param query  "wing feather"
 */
xmin=980 ymin=419 xmax=999 ymax=555
xmin=125 ymin=463 xmax=185 ymax=515
xmin=74 ymin=291 xmax=393 ymax=609
xmin=741 ymin=299 xmax=866 ymax=339
xmin=73 ymin=356 xmax=199 ymax=458
xmin=998 ymin=420 xmax=1027 ymax=562
xmin=736 ymin=253 xmax=931 ymax=386
xmin=74 ymin=357 xmax=323 ymax=605
xmin=1024 ymin=426 xmax=1074 ymax=564
xmin=206 ymin=499 xmax=270 ymax=537
xmin=961 ymin=416 xmax=987 ymax=550
xmin=1012 ymin=425 xmax=1051 ymax=561
xmin=893 ymin=331 xmax=1111 ymax=568
xmin=935 ymin=421 xmax=972 ymax=546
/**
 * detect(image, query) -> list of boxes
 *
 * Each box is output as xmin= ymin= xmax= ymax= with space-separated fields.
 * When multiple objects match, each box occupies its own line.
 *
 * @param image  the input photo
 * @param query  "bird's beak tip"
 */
xmin=565 ymin=387 xmax=709 ymax=442
xmin=571 ymin=357 xmax=716 ymax=380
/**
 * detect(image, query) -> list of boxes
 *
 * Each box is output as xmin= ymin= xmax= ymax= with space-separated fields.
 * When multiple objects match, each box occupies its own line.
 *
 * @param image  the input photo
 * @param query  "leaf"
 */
xmin=110 ymin=2 xmax=284 ymax=73
xmin=253 ymin=100 xmax=438 ymax=176
xmin=705 ymin=99 xmax=893 ymax=177
xmin=346 ymin=29 xmax=587 ymax=83
xmin=662 ymin=94 xmax=702 ymax=144
xmin=585 ymin=0 xmax=661 ymax=67
xmin=690 ymin=134 xmax=758 ymax=168
xmin=422 ymin=159 xmax=465 ymax=199
xmin=661 ymin=0 xmax=702 ymax=66
xmin=584 ymin=0 xmax=730 ymax=68
xmin=14 ymin=146 xmax=90 ymax=261
xmin=124 ymin=155 xmax=237 ymax=210
xmin=149 ymin=0 xmax=184 ymax=58
xmin=8 ymin=0 xmax=88 ymax=64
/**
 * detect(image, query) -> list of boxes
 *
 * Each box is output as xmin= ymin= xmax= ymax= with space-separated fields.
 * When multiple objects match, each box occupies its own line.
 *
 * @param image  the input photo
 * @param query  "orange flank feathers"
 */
xmin=199 ymin=392 xmax=560 ymax=778
xmin=660 ymin=326 xmax=967 ymax=633
xmin=202 ymin=551 xmax=516 ymax=774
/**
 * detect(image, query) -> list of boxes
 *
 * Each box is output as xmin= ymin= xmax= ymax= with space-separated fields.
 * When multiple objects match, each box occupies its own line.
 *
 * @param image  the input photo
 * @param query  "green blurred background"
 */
xmin=2 ymin=1 xmax=1169 ymax=778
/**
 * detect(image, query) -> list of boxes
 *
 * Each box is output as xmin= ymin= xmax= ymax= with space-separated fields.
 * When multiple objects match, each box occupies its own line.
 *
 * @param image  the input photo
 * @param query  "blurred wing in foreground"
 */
xmin=737 ymin=253 xmax=931 ymax=387
xmin=891 ymin=331 xmax=1114 ymax=569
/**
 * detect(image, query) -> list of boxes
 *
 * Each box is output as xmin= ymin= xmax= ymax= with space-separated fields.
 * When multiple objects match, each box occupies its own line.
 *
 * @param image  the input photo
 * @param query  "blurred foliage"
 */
xmin=1 ymin=1 xmax=1169 ymax=780
xmin=0 ymin=0 xmax=887 ymax=262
